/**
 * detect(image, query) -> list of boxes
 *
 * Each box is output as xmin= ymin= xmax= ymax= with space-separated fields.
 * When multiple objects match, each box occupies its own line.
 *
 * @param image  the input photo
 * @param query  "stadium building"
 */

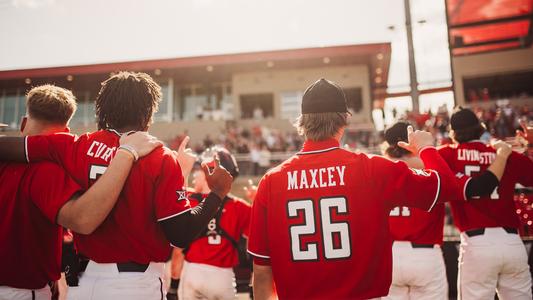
xmin=0 ymin=43 xmax=391 ymax=143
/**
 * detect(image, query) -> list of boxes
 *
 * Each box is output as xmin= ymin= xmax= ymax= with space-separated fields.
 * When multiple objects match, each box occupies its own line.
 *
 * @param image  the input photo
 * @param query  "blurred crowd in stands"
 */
xmin=167 ymin=103 xmax=532 ymax=174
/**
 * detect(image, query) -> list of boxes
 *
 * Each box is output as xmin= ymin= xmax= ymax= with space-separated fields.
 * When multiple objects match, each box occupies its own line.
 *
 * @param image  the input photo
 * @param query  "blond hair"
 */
xmin=26 ymin=85 xmax=77 ymax=125
xmin=294 ymin=112 xmax=348 ymax=141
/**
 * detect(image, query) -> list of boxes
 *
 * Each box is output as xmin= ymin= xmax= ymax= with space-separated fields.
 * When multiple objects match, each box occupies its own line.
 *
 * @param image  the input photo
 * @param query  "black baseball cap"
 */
xmin=301 ymin=78 xmax=349 ymax=114
xmin=450 ymin=107 xmax=480 ymax=131
xmin=384 ymin=121 xmax=411 ymax=145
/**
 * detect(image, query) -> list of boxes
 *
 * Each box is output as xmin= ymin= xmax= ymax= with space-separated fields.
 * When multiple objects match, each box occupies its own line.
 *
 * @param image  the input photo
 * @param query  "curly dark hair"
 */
xmin=95 ymin=71 xmax=162 ymax=130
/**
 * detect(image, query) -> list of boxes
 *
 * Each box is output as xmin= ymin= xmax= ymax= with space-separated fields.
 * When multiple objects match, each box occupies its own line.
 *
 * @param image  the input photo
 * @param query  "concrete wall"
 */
xmin=452 ymin=47 xmax=533 ymax=105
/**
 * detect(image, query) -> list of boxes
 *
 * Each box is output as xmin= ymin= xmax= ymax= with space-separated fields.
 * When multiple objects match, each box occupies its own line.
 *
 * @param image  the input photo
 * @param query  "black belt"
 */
xmin=79 ymin=260 xmax=149 ymax=273
xmin=411 ymin=243 xmax=435 ymax=248
xmin=465 ymin=227 xmax=518 ymax=237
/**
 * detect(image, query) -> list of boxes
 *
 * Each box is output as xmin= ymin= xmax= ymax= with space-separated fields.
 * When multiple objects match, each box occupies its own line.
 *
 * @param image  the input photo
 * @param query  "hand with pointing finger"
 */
xmin=174 ymin=136 xmax=197 ymax=179
xmin=202 ymin=155 xmax=233 ymax=199
xmin=397 ymin=126 xmax=434 ymax=154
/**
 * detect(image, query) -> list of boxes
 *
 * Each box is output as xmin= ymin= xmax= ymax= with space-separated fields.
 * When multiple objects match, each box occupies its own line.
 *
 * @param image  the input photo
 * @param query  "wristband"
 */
xmin=118 ymin=145 xmax=139 ymax=161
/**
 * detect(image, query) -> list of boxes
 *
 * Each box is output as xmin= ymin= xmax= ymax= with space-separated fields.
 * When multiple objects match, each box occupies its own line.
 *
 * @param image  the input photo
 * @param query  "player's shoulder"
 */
xmin=26 ymin=161 xmax=67 ymax=179
xmin=140 ymin=146 xmax=176 ymax=164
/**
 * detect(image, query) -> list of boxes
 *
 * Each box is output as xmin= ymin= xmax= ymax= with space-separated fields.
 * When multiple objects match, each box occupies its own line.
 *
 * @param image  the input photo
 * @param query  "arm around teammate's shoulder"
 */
xmin=57 ymin=132 xmax=163 ymax=234
xmin=0 ymin=136 xmax=26 ymax=162
xmin=372 ymin=127 xmax=460 ymax=211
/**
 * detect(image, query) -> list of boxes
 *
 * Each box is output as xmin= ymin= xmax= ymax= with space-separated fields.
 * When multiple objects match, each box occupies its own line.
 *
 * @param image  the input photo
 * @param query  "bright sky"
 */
xmin=0 ymin=0 xmax=454 ymax=119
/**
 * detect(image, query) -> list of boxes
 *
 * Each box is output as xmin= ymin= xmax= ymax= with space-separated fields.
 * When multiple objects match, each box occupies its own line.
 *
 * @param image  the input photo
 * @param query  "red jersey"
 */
xmin=439 ymin=141 xmax=533 ymax=232
xmin=25 ymin=130 xmax=191 ymax=263
xmin=389 ymin=204 xmax=445 ymax=245
xmin=185 ymin=192 xmax=251 ymax=268
xmin=0 ymin=162 xmax=80 ymax=289
xmin=247 ymin=139 xmax=460 ymax=300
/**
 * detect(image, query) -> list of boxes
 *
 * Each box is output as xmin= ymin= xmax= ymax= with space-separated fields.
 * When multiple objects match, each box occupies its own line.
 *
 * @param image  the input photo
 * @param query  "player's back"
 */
xmin=0 ymin=162 xmax=79 ymax=289
xmin=26 ymin=130 xmax=189 ymax=264
xmin=389 ymin=204 xmax=445 ymax=245
xmin=439 ymin=141 xmax=530 ymax=232
xmin=260 ymin=147 xmax=394 ymax=299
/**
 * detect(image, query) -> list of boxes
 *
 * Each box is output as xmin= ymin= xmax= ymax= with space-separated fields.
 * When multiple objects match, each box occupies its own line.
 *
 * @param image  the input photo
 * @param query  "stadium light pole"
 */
xmin=404 ymin=0 xmax=420 ymax=113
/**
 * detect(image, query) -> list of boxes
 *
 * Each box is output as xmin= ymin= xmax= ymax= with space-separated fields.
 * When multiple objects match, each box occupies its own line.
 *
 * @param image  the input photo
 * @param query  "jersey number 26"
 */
xmin=288 ymin=197 xmax=351 ymax=261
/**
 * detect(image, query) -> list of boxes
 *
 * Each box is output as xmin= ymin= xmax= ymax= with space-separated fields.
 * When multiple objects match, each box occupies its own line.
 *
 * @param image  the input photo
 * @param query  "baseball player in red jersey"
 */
xmin=382 ymin=121 xmax=513 ymax=300
xmin=0 ymin=72 xmax=233 ymax=300
xmin=438 ymin=107 xmax=533 ymax=300
xmin=166 ymin=147 xmax=251 ymax=300
xmin=0 ymin=85 xmax=162 ymax=300
xmin=247 ymin=79 xmax=462 ymax=300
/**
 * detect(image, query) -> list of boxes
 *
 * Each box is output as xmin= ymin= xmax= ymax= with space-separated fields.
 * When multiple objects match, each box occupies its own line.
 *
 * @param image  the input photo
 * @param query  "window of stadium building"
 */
xmin=70 ymin=92 xmax=95 ymax=127
xmin=463 ymin=70 xmax=533 ymax=103
xmin=240 ymin=93 xmax=274 ymax=119
xmin=176 ymin=84 xmax=233 ymax=121
xmin=0 ymin=93 xmax=25 ymax=129
xmin=154 ymin=82 xmax=171 ymax=122
xmin=280 ymin=91 xmax=303 ymax=121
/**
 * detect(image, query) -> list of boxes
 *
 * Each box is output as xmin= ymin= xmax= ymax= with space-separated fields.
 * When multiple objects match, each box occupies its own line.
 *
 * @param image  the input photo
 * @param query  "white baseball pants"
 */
xmin=178 ymin=261 xmax=236 ymax=300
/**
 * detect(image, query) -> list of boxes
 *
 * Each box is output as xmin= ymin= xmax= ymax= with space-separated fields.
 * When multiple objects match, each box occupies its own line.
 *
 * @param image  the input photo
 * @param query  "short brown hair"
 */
xmin=295 ymin=112 xmax=348 ymax=141
xmin=95 ymin=71 xmax=162 ymax=130
xmin=26 ymin=84 xmax=77 ymax=125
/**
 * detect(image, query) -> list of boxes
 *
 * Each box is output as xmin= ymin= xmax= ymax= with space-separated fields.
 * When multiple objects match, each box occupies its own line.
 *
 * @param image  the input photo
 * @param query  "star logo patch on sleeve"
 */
xmin=176 ymin=190 xmax=188 ymax=201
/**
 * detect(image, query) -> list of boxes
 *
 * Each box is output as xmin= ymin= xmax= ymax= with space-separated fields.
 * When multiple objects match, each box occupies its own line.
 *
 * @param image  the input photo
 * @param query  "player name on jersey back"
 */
xmin=456 ymin=148 xmax=495 ymax=164
xmin=86 ymin=140 xmax=117 ymax=163
xmin=287 ymin=165 xmax=346 ymax=190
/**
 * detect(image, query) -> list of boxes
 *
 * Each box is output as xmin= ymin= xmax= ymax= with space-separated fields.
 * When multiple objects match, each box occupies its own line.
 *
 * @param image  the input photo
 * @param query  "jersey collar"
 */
xmin=297 ymin=138 xmax=340 ymax=155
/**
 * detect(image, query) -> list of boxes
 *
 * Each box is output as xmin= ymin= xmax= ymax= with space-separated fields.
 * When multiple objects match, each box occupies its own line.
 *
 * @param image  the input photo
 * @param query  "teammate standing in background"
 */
xmin=247 ymin=78 xmax=461 ymax=300
xmin=438 ymin=107 xmax=533 ymax=300
xmin=383 ymin=120 xmax=513 ymax=300
xmin=0 ymin=72 xmax=233 ymax=300
xmin=0 ymin=85 xmax=162 ymax=300
xmin=166 ymin=146 xmax=251 ymax=300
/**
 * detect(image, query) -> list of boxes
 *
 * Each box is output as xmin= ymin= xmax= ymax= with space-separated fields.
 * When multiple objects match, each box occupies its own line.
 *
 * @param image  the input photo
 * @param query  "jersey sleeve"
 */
xmin=371 ymin=147 xmax=461 ymax=211
xmin=29 ymin=162 xmax=82 ymax=224
xmin=154 ymin=153 xmax=192 ymax=221
xmin=508 ymin=151 xmax=533 ymax=187
xmin=247 ymin=175 xmax=271 ymax=265
xmin=25 ymin=133 xmax=77 ymax=166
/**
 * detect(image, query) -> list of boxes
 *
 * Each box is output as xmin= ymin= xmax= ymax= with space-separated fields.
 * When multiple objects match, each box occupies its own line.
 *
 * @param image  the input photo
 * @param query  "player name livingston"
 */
xmin=456 ymin=149 xmax=496 ymax=164
xmin=287 ymin=166 xmax=346 ymax=190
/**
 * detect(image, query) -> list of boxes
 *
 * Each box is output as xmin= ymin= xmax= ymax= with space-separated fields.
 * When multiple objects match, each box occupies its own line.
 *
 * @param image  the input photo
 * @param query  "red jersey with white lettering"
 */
xmin=0 ymin=162 xmax=80 ymax=289
xmin=438 ymin=141 xmax=533 ymax=232
xmin=25 ymin=130 xmax=191 ymax=263
xmin=389 ymin=204 xmax=445 ymax=245
xmin=248 ymin=139 xmax=461 ymax=300
xmin=185 ymin=192 xmax=251 ymax=268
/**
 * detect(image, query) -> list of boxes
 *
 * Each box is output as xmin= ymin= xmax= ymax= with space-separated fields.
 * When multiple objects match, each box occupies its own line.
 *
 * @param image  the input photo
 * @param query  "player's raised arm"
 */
xmin=159 ymin=155 xmax=233 ymax=248
xmin=373 ymin=126 xmax=461 ymax=211
xmin=0 ymin=136 xmax=26 ymax=162
xmin=56 ymin=132 xmax=163 ymax=234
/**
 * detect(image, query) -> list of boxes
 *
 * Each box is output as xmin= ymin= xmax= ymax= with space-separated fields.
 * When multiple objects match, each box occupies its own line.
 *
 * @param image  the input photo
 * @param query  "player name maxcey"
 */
xmin=86 ymin=141 xmax=117 ymax=163
xmin=456 ymin=149 xmax=495 ymax=164
xmin=287 ymin=165 xmax=346 ymax=190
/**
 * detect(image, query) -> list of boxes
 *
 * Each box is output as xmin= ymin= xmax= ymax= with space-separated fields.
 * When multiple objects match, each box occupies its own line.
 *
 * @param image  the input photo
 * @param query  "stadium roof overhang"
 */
xmin=446 ymin=0 xmax=533 ymax=56
xmin=0 ymin=43 xmax=391 ymax=100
